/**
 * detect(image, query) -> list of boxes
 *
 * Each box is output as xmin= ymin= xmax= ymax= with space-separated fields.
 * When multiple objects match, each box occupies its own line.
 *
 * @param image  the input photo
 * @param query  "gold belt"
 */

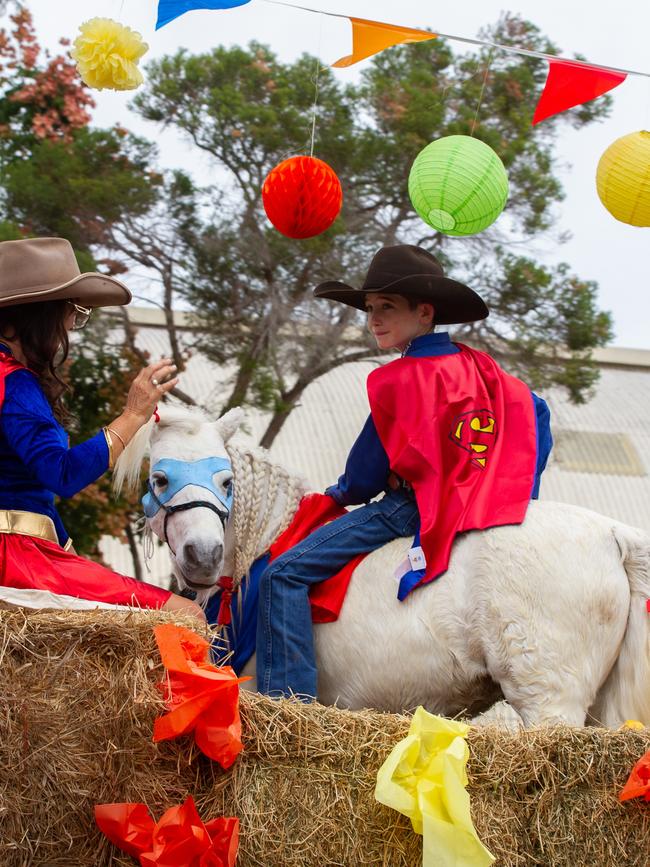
xmin=0 ymin=509 xmax=68 ymax=547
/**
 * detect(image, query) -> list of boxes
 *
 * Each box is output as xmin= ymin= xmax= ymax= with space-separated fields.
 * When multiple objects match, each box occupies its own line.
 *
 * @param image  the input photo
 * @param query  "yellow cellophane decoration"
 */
xmin=71 ymin=18 xmax=149 ymax=91
xmin=375 ymin=707 xmax=494 ymax=867
xmin=596 ymin=130 xmax=650 ymax=227
xmin=621 ymin=720 xmax=646 ymax=731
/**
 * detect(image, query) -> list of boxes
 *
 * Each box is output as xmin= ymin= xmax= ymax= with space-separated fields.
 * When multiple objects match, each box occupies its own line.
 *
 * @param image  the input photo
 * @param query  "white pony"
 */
xmin=114 ymin=403 xmax=650 ymax=729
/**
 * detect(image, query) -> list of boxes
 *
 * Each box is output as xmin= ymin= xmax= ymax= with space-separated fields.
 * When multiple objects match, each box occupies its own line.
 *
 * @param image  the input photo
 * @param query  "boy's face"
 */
xmin=365 ymin=292 xmax=434 ymax=351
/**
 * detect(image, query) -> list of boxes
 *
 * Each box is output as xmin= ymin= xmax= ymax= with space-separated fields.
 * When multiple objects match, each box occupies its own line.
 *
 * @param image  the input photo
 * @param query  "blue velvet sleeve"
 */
xmin=2 ymin=370 xmax=110 ymax=498
xmin=531 ymin=392 xmax=553 ymax=499
xmin=325 ymin=414 xmax=390 ymax=506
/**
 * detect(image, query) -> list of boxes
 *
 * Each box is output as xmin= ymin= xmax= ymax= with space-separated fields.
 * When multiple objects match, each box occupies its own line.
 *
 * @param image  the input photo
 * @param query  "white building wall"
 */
xmin=99 ymin=314 xmax=650 ymax=586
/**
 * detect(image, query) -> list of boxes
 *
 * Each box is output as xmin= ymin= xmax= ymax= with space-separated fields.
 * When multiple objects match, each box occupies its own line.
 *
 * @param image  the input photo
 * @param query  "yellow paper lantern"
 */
xmin=596 ymin=130 xmax=650 ymax=227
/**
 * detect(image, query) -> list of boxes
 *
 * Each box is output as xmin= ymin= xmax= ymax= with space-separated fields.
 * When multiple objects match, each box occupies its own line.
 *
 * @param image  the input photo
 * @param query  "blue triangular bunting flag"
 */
xmin=156 ymin=0 xmax=252 ymax=30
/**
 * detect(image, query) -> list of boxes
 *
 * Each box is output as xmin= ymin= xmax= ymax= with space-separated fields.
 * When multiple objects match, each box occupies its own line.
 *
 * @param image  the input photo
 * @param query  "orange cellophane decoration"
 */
xmin=153 ymin=623 xmax=250 ymax=767
xmin=619 ymin=749 xmax=650 ymax=802
xmin=262 ymin=155 xmax=343 ymax=239
xmin=95 ymin=797 xmax=239 ymax=867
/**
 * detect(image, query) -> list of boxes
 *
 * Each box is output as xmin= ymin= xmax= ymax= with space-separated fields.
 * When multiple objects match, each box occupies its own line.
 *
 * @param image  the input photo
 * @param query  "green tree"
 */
xmin=132 ymin=16 xmax=613 ymax=447
xmin=101 ymin=169 xmax=202 ymax=378
xmin=2 ymin=125 xmax=161 ymax=253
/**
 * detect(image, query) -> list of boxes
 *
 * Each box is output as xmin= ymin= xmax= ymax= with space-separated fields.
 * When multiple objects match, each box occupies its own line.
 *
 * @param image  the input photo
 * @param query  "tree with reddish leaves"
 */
xmin=0 ymin=6 xmax=93 ymax=153
xmin=0 ymin=5 xmax=159 ymax=254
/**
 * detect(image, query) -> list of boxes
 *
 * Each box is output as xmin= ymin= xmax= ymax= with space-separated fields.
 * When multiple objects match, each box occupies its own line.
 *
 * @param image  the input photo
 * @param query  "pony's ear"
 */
xmin=215 ymin=407 xmax=244 ymax=442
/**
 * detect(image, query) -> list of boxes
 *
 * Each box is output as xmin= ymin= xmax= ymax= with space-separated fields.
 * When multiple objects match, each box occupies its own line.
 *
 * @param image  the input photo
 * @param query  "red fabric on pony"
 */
xmin=367 ymin=344 xmax=537 ymax=595
xmin=268 ymin=492 xmax=367 ymax=623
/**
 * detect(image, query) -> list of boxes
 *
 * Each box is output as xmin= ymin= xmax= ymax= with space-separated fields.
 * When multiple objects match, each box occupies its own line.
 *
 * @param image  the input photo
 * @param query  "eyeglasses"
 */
xmin=68 ymin=302 xmax=92 ymax=330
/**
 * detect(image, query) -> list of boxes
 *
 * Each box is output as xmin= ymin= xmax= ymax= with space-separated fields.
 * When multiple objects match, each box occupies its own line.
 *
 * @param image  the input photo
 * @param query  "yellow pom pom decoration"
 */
xmin=596 ymin=130 xmax=650 ymax=227
xmin=71 ymin=18 xmax=149 ymax=92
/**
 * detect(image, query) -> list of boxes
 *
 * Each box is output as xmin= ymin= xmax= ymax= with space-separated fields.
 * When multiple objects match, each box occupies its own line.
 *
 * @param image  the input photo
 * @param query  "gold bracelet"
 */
xmin=106 ymin=425 xmax=127 ymax=451
xmin=102 ymin=427 xmax=115 ymax=470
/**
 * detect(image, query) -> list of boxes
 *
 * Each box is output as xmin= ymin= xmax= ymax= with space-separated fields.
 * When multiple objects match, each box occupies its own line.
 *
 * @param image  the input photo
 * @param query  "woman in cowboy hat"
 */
xmin=256 ymin=244 xmax=552 ymax=700
xmin=0 ymin=237 xmax=204 ymax=621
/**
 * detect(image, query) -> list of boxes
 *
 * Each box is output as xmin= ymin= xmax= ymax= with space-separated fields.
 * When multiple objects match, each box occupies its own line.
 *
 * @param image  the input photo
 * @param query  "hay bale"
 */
xmin=0 ymin=609 xmax=204 ymax=867
xmin=1 ymin=610 xmax=648 ymax=867
xmin=207 ymin=700 xmax=650 ymax=867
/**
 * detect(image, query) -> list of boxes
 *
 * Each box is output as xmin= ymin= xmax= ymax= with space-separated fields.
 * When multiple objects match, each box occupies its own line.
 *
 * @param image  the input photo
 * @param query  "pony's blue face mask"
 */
xmin=142 ymin=457 xmax=234 ymax=519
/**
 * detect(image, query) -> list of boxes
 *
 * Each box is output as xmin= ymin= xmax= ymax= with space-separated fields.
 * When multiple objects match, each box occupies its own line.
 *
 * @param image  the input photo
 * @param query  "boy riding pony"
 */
xmin=256 ymin=244 xmax=552 ymax=700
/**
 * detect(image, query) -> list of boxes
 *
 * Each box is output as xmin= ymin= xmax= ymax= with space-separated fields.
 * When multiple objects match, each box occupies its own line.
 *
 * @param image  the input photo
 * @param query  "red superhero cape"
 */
xmin=367 ymin=343 xmax=537 ymax=597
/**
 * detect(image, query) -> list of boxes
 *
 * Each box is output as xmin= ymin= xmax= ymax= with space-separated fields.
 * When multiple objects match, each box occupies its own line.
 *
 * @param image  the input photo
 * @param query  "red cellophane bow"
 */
xmin=153 ymin=624 xmax=251 ymax=767
xmin=95 ymin=796 xmax=239 ymax=867
xmin=619 ymin=749 xmax=650 ymax=802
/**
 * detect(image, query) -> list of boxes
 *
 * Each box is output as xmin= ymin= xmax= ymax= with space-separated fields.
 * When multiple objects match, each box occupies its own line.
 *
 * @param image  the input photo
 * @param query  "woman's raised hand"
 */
xmin=124 ymin=357 xmax=179 ymax=422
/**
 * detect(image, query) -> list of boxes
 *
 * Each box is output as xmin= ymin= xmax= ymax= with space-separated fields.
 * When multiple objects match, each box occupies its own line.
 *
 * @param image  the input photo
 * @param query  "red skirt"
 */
xmin=0 ymin=533 xmax=171 ymax=609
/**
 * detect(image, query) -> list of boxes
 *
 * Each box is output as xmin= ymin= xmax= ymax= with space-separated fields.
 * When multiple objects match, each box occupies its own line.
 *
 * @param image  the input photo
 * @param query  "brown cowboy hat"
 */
xmin=0 ymin=237 xmax=131 ymax=309
xmin=314 ymin=244 xmax=488 ymax=325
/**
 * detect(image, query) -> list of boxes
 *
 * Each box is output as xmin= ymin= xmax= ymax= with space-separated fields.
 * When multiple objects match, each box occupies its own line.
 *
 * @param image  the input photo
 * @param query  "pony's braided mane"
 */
xmin=227 ymin=443 xmax=307 ymax=586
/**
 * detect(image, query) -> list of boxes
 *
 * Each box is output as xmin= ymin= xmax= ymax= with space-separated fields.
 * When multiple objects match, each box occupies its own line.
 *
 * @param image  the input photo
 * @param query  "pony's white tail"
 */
xmin=591 ymin=524 xmax=650 ymax=727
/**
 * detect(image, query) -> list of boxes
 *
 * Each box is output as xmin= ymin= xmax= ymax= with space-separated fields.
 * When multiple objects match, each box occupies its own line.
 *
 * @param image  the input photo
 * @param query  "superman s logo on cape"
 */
xmin=449 ymin=409 xmax=497 ymax=468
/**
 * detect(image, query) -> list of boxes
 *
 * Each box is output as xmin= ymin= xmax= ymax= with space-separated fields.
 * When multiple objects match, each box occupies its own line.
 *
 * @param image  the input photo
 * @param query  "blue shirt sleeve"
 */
xmin=531 ymin=392 xmax=553 ymax=499
xmin=2 ymin=370 xmax=110 ymax=498
xmin=325 ymin=414 xmax=390 ymax=506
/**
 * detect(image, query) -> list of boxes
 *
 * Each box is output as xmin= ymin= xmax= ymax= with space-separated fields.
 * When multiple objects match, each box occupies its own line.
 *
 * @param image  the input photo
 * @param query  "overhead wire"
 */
xmin=261 ymin=0 xmax=650 ymax=79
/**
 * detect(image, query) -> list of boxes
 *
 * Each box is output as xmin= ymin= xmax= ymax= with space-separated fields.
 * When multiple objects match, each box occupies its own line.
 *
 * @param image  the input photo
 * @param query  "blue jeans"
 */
xmin=256 ymin=488 xmax=419 ymax=700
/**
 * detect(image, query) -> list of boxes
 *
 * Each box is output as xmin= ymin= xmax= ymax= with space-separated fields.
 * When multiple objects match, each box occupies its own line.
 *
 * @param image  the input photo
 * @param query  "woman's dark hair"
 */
xmin=0 ymin=299 xmax=72 ymax=422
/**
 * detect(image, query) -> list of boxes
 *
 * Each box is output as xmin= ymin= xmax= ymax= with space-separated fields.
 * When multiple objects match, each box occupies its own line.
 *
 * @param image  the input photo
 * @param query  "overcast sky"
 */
xmin=15 ymin=0 xmax=650 ymax=348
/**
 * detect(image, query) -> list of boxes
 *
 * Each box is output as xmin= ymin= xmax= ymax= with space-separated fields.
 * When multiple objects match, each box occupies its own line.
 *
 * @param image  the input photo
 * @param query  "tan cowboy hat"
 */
xmin=0 ymin=237 xmax=131 ymax=309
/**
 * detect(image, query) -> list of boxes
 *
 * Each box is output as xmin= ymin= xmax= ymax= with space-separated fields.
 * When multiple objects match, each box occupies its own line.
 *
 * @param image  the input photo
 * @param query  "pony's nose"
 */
xmin=182 ymin=541 xmax=223 ymax=569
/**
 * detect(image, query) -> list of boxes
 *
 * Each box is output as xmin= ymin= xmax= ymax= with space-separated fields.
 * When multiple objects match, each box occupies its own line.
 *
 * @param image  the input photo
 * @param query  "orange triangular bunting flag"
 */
xmin=532 ymin=59 xmax=626 ymax=124
xmin=332 ymin=17 xmax=436 ymax=68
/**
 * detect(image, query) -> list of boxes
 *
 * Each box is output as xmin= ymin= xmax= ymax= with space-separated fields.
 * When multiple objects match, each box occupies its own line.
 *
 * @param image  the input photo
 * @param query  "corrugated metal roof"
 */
xmin=99 ymin=316 xmax=650 ymax=585
xmin=540 ymin=367 xmax=650 ymax=532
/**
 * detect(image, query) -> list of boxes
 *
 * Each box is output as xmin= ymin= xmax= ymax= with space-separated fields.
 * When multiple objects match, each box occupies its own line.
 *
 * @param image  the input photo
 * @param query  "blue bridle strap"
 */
xmin=142 ymin=457 xmax=233 ymax=518
xmin=142 ymin=457 xmax=234 ymax=556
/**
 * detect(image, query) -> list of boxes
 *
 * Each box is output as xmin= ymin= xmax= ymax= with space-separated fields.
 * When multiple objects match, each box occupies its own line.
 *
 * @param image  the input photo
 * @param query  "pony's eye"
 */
xmin=153 ymin=474 xmax=168 ymax=489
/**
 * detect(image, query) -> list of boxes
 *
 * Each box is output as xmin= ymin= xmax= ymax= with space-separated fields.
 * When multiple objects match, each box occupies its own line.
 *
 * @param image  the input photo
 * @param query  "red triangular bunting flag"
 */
xmin=532 ymin=59 xmax=626 ymax=125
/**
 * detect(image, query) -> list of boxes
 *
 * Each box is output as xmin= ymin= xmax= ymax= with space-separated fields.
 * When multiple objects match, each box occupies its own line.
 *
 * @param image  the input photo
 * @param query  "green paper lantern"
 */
xmin=408 ymin=135 xmax=509 ymax=236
